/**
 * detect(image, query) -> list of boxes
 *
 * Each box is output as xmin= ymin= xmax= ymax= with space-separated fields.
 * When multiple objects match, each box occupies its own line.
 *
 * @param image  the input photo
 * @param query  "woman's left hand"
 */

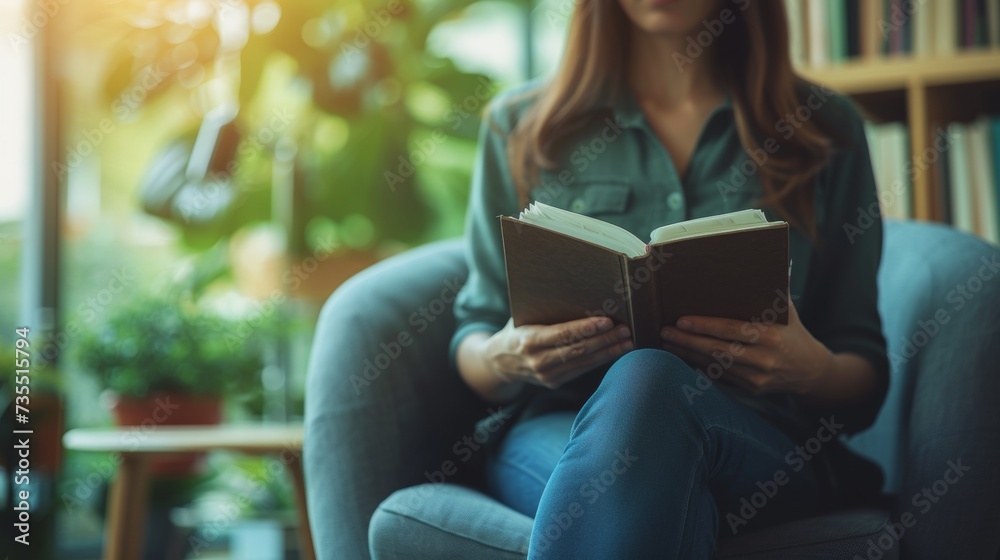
xmin=660 ymin=301 xmax=834 ymax=396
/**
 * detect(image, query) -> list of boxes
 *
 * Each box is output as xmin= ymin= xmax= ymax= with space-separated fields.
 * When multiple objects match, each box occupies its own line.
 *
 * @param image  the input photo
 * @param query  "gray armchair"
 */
xmin=304 ymin=221 xmax=1000 ymax=559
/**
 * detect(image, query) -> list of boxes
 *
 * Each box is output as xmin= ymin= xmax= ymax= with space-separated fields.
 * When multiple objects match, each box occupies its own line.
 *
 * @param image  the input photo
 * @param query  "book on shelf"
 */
xmin=968 ymin=117 xmax=999 ymax=244
xmin=807 ymin=0 xmax=829 ymax=67
xmin=790 ymin=0 xmax=1000 ymax=66
xmin=785 ymin=0 xmax=807 ymax=66
xmin=864 ymin=121 xmax=912 ymax=220
xmin=936 ymin=131 xmax=953 ymax=224
xmin=942 ymin=117 xmax=1000 ymax=245
xmin=847 ymin=0 xmax=862 ymax=58
xmin=935 ymin=0 xmax=959 ymax=54
xmin=499 ymin=204 xmax=790 ymax=349
xmin=830 ymin=0 xmax=849 ymax=62
xmin=948 ymin=123 xmax=976 ymax=235
xmin=989 ymin=0 xmax=1000 ymax=47
xmin=860 ymin=0 xmax=883 ymax=57
xmin=887 ymin=0 xmax=910 ymax=55
xmin=913 ymin=0 xmax=933 ymax=55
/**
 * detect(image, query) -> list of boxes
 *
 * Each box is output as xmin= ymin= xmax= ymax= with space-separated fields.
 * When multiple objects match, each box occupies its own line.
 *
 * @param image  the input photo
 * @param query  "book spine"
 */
xmin=785 ymin=0 xmax=806 ymax=66
xmin=970 ymin=118 xmax=999 ymax=244
xmin=936 ymin=126 xmax=952 ymax=224
xmin=914 ymin=0 xmax=932 ymax=55
xmin=846 ymin=0 xmax=860 ymax=58
xmin=965 ymin=0 xmax=976 ymax=47
xmin=808 ymin=0 xmax=829 ymax=66
xmin=891 ymin=0 xmax=905 ymax=53
xmin=977 ymin=0 xmax=988 ymax=45
xmin=935 ymin=0 xmax=957 ymax=54
xmin=625 ymin=253 xmax=663 ymax=350
xmin=989 ymin=0 xmax=1000 ymax=47
xmin=948 ymin=123 xmax=975 ymax=234
xmin=830 ymin=0 xmax=847 ymax=62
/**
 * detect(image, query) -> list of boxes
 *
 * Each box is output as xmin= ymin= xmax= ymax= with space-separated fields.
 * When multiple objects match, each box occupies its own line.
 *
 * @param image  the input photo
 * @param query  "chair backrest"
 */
xmin=846 ymin=220 xmax=1000 ymax=494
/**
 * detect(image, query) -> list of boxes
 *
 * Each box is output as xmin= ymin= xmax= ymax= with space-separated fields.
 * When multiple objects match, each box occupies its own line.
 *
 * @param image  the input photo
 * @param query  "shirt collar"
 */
xmin=609 ymin=86 xmax=734 ymax=130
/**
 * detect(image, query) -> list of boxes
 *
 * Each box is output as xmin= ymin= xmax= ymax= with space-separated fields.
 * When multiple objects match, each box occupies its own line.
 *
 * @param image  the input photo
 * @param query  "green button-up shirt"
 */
xmin=451 ymin=81 xmax=889 ymax=433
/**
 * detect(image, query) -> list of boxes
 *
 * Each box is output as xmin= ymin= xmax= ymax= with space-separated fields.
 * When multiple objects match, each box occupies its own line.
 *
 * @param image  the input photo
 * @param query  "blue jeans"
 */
xmin=485 ymin=349 xmax=826 ymax=559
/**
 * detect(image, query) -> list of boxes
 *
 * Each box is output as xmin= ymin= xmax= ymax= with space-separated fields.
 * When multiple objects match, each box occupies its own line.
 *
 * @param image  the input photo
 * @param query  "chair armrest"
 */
xmin=303 ymin=239 xmax=493 ymax=560
xmin=849 ymin=221 xmax=1000 ymax=559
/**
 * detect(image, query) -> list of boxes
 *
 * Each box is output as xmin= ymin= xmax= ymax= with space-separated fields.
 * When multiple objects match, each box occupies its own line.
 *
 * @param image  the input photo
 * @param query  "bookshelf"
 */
xmin=798 ymin=50 xmax=1000 ymax=222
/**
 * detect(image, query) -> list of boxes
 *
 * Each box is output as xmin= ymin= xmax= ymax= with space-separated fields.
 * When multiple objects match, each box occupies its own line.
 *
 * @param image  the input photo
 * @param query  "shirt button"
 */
xmin=667 ymin=192 xmax=683 ymax=211
xmin=570 ymin=198 xmax=587 ymax=213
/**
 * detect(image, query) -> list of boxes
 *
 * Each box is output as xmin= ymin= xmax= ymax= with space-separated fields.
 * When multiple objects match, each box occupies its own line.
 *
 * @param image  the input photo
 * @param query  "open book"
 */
xmin=500 ymin=203 xmax=790 ymax=349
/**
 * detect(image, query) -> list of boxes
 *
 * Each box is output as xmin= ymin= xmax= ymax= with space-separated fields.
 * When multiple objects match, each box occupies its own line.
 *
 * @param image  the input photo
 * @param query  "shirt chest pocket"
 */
xmin=530 ymin=179 xmax=632 ymax=217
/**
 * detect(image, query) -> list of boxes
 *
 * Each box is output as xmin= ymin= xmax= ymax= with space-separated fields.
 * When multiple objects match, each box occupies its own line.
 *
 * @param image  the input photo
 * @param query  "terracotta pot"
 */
xmin=108 ymin=392 xmax=222 ymax=477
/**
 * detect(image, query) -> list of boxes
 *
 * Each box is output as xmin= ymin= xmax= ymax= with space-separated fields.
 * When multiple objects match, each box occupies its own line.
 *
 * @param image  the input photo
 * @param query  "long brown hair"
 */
xmin=507 ymin=0 xmax=835 ymax=236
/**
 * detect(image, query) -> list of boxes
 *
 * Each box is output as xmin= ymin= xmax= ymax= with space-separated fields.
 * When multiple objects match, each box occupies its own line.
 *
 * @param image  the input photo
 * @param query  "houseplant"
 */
xmin=76 ymin=0 xmax=492 ymax=254
xmin=76 ymin=295 xmax=263 ymax=474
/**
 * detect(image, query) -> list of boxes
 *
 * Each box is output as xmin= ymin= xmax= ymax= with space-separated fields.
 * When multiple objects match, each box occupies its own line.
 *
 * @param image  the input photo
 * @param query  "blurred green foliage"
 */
xmin=75 ymin=296 xmax=264 ymax=397
xmin=81 ymin=0 xmax=495 ymax=252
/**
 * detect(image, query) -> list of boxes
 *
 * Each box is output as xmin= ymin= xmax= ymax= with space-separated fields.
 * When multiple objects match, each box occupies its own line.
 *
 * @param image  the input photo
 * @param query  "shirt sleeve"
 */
xmin=806 ymin=96 xmax=890 ymax=434
xmin=448 ymin=103 xmax=520 ymax=368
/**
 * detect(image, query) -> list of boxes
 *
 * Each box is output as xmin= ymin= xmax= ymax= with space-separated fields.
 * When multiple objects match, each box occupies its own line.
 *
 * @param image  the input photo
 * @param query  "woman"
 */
xmin=452 ymin=0 xmax=888 ymax=557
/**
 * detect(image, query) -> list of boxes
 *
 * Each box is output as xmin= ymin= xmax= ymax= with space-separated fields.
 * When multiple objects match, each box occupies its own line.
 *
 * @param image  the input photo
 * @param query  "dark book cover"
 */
xmin=846 ymin=0 xmax=861 ymax=58
xmin=500 ymin=217 xmax=790 ymax=349
xmin=975 ymin=0 xmax=989 ymax=46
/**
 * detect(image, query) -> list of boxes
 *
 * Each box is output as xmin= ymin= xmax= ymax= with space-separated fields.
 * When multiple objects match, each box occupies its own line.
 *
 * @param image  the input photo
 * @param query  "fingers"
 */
xmin=662 ymin=342 xmax=774 ymax=395
xmin=533 ymin=324 xmax=633 ymax=372
xmin=671 ymin=316 xmax=768 ymax=345
xmin=660 ymin=326 xmax=773 ymax=370
xmin=521 ymin=316 xmax=615 ymax=350
xmin=532 ymin=339 xmax=635 ymax=389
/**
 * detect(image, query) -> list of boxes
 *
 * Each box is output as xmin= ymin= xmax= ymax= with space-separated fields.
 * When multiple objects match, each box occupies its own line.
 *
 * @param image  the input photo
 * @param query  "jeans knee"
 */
xmin=604 ymin=349 xmax=700 ymax=391
xmin=591 ymin=349 xmax=708 ymax=416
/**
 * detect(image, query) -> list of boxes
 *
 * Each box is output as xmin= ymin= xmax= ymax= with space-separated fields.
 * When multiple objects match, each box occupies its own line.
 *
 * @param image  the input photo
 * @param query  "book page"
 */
xmin=517 ymin=202 xmax=648 ymax=257
xmin=649 ymin=209 xmax=781 ymax=244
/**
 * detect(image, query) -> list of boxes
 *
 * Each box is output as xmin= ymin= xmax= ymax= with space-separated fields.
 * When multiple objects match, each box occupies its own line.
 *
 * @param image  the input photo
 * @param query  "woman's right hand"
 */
xmin=483 ymin=316 xmax=634 ymax=390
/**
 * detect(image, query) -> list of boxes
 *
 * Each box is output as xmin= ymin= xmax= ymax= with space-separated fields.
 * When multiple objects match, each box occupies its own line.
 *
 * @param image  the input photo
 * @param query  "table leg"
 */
xmin=286 ymin=455 xmax=316 ymax=560
xmin=105 ymin=453 xmax=150 ymax=560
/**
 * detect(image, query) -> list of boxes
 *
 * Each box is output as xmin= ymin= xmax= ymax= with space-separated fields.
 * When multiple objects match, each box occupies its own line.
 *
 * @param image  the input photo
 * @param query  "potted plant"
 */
xmin=76 ymin=296 xmax=263 ymax=475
